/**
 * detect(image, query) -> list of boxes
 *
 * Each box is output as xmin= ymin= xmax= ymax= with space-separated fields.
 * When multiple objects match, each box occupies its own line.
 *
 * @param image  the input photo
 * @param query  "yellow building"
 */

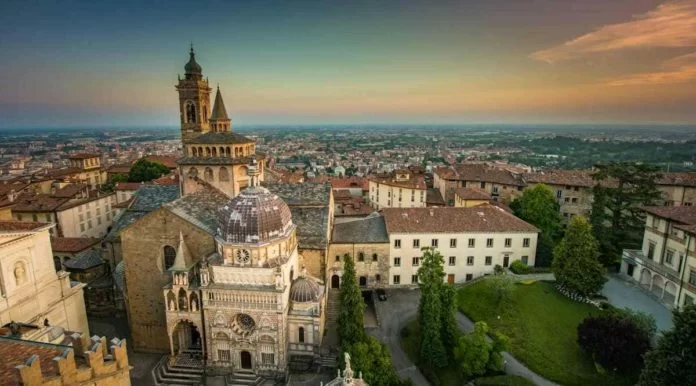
xmin=453 ymin=187 xmax=491 ymax=207
xmin=368 ymin=170 xmax=426 ymax=209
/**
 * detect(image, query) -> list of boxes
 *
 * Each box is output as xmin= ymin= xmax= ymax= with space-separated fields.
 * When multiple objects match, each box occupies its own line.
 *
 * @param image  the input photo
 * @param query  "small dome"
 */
xmin=217 ymin=186 xmax=293 ymax=244
xmin=290 ymin=277 xmax=321 ymax=303
xmin=185 ymin=47 xmax=202 ymax=75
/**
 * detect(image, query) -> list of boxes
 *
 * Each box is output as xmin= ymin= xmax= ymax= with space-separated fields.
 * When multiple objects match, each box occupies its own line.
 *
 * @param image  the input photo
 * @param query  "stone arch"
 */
xmin=298 ymin=326 xmax=305 ymax=343
xmin=331 ymin=274 xmax=340 ymax=289
xmin=219 ymin=146 xmax=225 ymax=156
xmin=198 ymin=146 xmax=203 ymax=156
xmin=170 ymin=320 xmax=201 ymax=355
xmin=185 ymin=101 xmax=196 ymax=123
xmin=190 ymin=292 xmax=200 ymax=311
xmin=259 ymin=334 xmax=275 ymax=344
xmin=375 ymin=274 xmax=381 ymax=283
xmin=187 ymin=167 xmax=198 ymax=178
xmin=652 ymin=274 xmax=665 ymax=297
xmin=212 ymin=147 xmax=217 ymax=157
xmin=639 ymin=268 xmax=651 ymax=288
xmin=204 ymin=167 xmax=214 ymax=181
xmin=225 ymin=147 xmax=231 ymax=157
xmin=178 ymin=288 xmax=188 ymax=311
xmin=192 ymin=147 xmax=198 ymax=157
xmin=167 ymin=290 xmax=176 ymax=311
xmin=358 ymin=252 xmax=364 ymax=262
xmin=164 ymin=245 xmax=176 ymax=270
xmin=219 ymin=167 xmax=229 ymax=182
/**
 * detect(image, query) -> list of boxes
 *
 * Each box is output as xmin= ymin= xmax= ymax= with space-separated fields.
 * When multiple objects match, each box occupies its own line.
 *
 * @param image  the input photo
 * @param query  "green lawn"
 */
xmin=457 ymin=280 xmax=637 ymax=386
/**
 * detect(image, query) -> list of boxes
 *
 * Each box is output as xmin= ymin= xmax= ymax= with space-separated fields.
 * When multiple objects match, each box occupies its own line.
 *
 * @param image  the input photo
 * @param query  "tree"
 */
xmin=127 ymin=159 xmax=170 ymax=182
xmin=511 ymin=184 xmax=563 ymax=266
xmin=100 ymin=173 xmax=128 ymax=193
xmin=552 ymin=216 xmax=606 ymax=296
xmin=590 ymin=162 xmax=662 ymax=266
xmin=487 ymin=272 xmax=514 ymax=306
xmin=639 ymin=304 xmax=696 ymax=385
xmin=338 ymin=253 xmax=365 ymax=350
xmin=577 ymin=313 xmax=651 ymax=373
xmin=453 ymin=322 xmax=508 ymax=380
xmin=348 ymin=336 xmax=404 ymax=386
xmin=417 ymin=248 xmax=448 ymax=369
xmin=440 ymin=284 xmax=459 ymax=358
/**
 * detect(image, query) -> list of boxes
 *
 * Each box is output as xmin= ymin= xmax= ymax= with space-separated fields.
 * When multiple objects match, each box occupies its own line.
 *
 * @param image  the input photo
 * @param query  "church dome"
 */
xmin=290 ymin=277 xmax=321 ymax=303
xmin=185 ymin=46 xmax=202 ymax=75
xmin=217 ymin=186 xmax=293 ymax=244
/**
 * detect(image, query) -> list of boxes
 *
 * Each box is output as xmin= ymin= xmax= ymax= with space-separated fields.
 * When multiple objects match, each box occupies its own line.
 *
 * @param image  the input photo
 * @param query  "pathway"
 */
xmin=601 ymin=275 xmax=674 ymax=331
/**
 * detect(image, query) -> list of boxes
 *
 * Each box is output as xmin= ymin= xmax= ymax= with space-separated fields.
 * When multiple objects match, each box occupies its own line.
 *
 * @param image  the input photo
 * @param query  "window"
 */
xmin=97 ymin=217 xmax=101 ymax=225
xmin=468 ymin=238 xmax=475 ymax=247
xmin=88 ymin=220 xmax=93 ymax=229
xmin=522 ymin=256 xmax=529 ymax=265
xmin=394 ymin=239 xmax=401 ymax=248
xmin=690 ymin=269 xmax=696 ymax=286
xmin=467 ymin=256 xmax=474 ymax=266
xmin=431 ymin=239 xmax=438 ymax=248
xmin=493 ymin=186 xmax=499 ymax=194
xmin=651 ymin=216 xmax=658 ymax=228
xmin=564 ymin=197 xmax=570 ymax=203
xmin=164 ymin=245 xmax=177 ymax=270
xmin=32 ymin=214 xmax=38 ymax=222
xmin=450 ymin=238 xmax=457 ymax=248
xmin=96 ymin=207 xmax=101 ymax=215
xmin=335 ymin=255 xmax=340 ymax=262
xmin=375 ymin=274 xmax=381 ymax=283
xmin=262 ymin=353 xmax=274 ymax=365
xmin=648 ymin=242 xmax=656 ymax=260
xmin=504 ymin=238 xmax=511 ymax=248
xmin=80 ymin=224 xmax=85 ymax=232
xmin=393 ymin=275 xmax=401 ymax=285
xmin=372 ymin=253 xmax=378 ymax=261
xmin=393 ymin=257 xmax=401 ymax=267
xmin=411 ymin=275 xmax=418 ymax=284
xmin=358 ymin=252 xmax=364 ymax=262
xmin=413 ymin=239 xmax=420 ymax=248
xmin=556 ymin=190 xmax=562 ymax=198
xmin=523 ymin=238 xmax=530 ymax=247
xmin=17 ymin=214 xmax=22 ymax=221
xmin=485 ymin=256 xmax=492 ymax=266
xmin=79 ymin=214 xmax=84 ymax=222
xmin=218 ymin=349 xmax=231 ymax=362
xmin=298 ymin=327 xmax=305 ymax=343
xmin=412 ymin=257 xmax=420 ymax=267
xmin=665 ymin=250 xmax=674 ymax=265
xmin=466 ymin=274 xmax=473 ymax=281
xmin=486 ymin=238 xmax=493 ymax=248
xmin=480 ymin=181 xmax=486 ymax=189
xmin=571 ymin=197 xmax=578 ymax=203
xmin=45 ymin=214 xmax=51 ymax=222
xmin=449 ymin=256 xmax=456 ymax=266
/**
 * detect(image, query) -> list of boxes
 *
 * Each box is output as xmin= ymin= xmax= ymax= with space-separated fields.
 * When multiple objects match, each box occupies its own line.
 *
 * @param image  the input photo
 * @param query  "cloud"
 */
xmin=607 ymin=51 xmax=696 ymax=85
xmin=530 ymin=1 xmax=696 ymax=64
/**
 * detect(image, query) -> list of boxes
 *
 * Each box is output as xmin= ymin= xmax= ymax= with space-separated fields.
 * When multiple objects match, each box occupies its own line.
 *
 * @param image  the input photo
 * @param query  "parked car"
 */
xmin=376 ymin=289 xmax=387 ymax=301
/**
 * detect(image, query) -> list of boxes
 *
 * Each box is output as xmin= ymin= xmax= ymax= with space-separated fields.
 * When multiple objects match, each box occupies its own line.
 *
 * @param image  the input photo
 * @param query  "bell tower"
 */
xmin=176 ymin=45 xmax=211 ymax=146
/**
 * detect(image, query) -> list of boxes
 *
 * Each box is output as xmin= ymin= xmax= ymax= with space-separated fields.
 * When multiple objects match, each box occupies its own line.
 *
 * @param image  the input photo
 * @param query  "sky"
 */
xmin=1 ymin=0 xmax=695 ymax=127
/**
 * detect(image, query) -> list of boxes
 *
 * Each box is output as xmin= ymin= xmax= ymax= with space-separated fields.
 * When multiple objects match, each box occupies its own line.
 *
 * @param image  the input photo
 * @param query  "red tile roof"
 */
xmin=382 ymin=206 xmax=538 ymax=233
xmin=524 ymin=169 xmax=595 ymax=187
xmin=0 ymin=221 xmax=49 ymax=232
xmin=153 ymin=174 xmax=179 ymax=185
xmin=657 ymin=172 xmax=696 ymax=187
xmin=68 ymin=153 xmax=100 ymax=160
xmin=114 ymin=182 xmax=143 ymax=191
xmin=0 ymin=337 xmax=66 ymax=385
xmin=369 ymin=173 xmax=426 ymax=190
xmin=141 ymin=155 xmax=178 ymax=169
xmin=435 ymin=164 xmax=524 ymax=186
xmin=53 ymin=183 xmax=88 ymax=198
xmin=331 ymin=177 xmax=368 ymax=191
xmin=50 ymin=237 xmax=101 ymax=253
xmin=641 ymin=206 xmax=696 ymax=225
xmin=454 ymin=187 xmax=491 ymax=200
xmin=106 ymin=164 xmax=132 ymax=174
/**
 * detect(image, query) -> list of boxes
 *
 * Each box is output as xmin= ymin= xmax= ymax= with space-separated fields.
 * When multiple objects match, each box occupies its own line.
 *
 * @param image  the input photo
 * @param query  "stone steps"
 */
xmin=151 ymin=355 xmax=204 ymax=386
xmin=226 ymin=371 xmax=265 ymax=386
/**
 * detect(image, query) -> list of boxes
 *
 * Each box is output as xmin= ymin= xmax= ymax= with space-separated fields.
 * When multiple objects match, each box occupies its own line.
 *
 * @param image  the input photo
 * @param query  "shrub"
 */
xmin=577 ymin=313 xmax=650 ymax=373
xmin=493 ymin=264 xmax=504 ymax=275
xmin=509 ymin=260 xmax=532 ymax=274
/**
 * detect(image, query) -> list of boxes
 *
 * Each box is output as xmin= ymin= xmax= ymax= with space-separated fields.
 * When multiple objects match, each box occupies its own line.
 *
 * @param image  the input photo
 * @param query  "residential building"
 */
xmin=43 ymin=153 xmax=106 ymax=189
xmin=383 ymin=206 xmax=538 ymax=286
xmin=453 ymin=187 xmax=491 ymax=208
xmin=434 ymin=164 xmax=524 ymax=206
xmin=657 ymin=172 xmax=696 ymax=206
xmin=621 ymin=206 xmax=696 ymax=309
xmin=524 ymin=169 xmax=595 ymax=221
xmin=368 ymin=169 xmax=426 ymax=209
xmin=50 ymin=236 xmax=101 ymax=271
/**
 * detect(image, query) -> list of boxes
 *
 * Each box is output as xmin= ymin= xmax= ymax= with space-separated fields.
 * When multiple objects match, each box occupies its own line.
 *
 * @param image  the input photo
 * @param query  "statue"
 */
xmin=192 ymin=298 xmax=198 ymax=311
xmin=169 ymin=299 xmax=176 ymax=311
xmin=13 ymin=262 xmax=26 ymax=285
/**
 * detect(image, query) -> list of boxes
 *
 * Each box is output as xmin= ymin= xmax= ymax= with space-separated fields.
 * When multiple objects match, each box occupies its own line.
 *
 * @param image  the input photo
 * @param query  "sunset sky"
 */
xmin=1 ymin=0 xmax=695 ymax=127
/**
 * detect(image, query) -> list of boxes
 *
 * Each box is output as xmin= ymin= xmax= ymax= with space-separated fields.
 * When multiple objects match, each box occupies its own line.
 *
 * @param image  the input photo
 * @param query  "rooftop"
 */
xmin=657 ymin=172 xmax=696 ymax=187
xmin=63 ymin=249 xmax=104 ymax=270
xmin=51 ymin=237 xmax=100 ymax=253
xmin=426 ymin=188 xmax=446 ymax=206
xmin=642 ymin=205 xmax=696 ymax=225
xmin=382 ymin=206 xmax=539 ymax=233
xmin=114 ymin=182 xmax=143 ymax=191
xmin=68 ymin=153 xmax=100 ymax=160
xmin=332 ymin=214 xmax=388 ymax=243
xmin=164 ymin=186 xmax=229 ymax=234
xmin=265 ymin=182 xmax=332 ymax=207
xmin=291 ymin=207 xmax=330 ymax=249
xmin=369 ymin=173 xmax=426 ymax=190
xmin=142 ymin=155 xmax=178 ymax=169
xmin=525 ymin=169 xmax=595 ymax=187
xmin=435 ymin=164 xmax=524 ymax=186
xmin=454 ymin=187 xmax=491 ymax=200
xmin=0 ymin=337 xmax=72 ymax=384
xmin=0 ymin=221 xmax=49 ymax=232
xmin=188 ymin=132 xmax=254 ymax=145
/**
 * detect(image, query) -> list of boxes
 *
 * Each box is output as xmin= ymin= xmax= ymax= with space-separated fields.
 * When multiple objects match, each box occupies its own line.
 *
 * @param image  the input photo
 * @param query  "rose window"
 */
xmin=232 ymin=313 xmax=256 ymax=336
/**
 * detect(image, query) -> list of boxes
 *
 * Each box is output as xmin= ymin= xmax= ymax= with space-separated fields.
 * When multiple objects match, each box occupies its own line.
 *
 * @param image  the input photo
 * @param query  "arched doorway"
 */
xmin=171 ymin=320 xmax=201 ymax=356
xmin=331 ymin=274 xmax=340 ymax=289
xmin=240 ymin=350 xmax=252 ymax=369
xmin=359 ymin=276 xmax=367 ymax=287
xmin=652 ymin=275 xmax=665 ymax=298
xmin=639 ymin=269 xmax=651 ymax=289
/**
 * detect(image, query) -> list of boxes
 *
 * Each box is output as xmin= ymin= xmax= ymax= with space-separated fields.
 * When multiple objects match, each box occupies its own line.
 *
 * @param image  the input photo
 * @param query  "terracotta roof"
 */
xmin=115 ymin=182 xmax=143 ymax=191
xmin=51 ymin=237 xmax=100 ymax=253
xmin=426 ymin=188 xmax=446 ymax=206
xmin=382 ymin=206 xmax=539 ymax=233
xmin=0 ymin=337 xmax=68 ymax=385
xmin=369 ymin=173 xmax=426 ymax=190
xmin=331 ymin=177 xmax=368 ymax=191
xmin=43 ymin=167 xmax=83 ymax=179
xmin=525 ymin=169 xmax=595 ymax=188
xmin=657 ymin=172 xmax=696 ymax=187
xmin=153 ymin=174 xmax=179 ymax=185
xmin=435 ymin=164 xmax=524 ymax=186
xmin=106 ymin=164 xmax=131 ymax=174
xmin=53 ymin=184 xmax=88 ymax=198
xmin=142 ymin=155 xmax=178 ymax=169
xmin=0 ymin=221 xmax=49 ymax=232
xmin=454 ymin=187 xmax=491 ymax=200
xmin=68 ymin=153 xmax=100 ymax=160
xmin=12 ymin=194 xmax=69 ymax=212
xmin=0 ymin=181 xmax=29 ymax=196
xmin=641 ymin=206 xmax=696 ymax=225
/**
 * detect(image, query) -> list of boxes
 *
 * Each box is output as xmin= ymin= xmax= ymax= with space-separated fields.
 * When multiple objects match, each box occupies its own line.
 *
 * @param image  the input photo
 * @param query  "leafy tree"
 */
xmin=417 ymin=248 xmax=448 ymax=369
xmin=347 ymin=336 xmax=404 ymax=386
xmin=440 ymin=284 xmax=459 ymax=358
xmin=590 ymin=162 xmax=662 ymax=265
xmin=453 ymin=322 xmax=508 ymax=380
xmin=511 ymin=184 xmax=563 ymax=266
xmin=100 ymin=173 xmax=128 ymax=193
xmin=577 ymin=313 xmax=650 ymax=373
xmin=610 ymin=308 xmax=657 ymax=341
xmin=338 ymin=253 xmax=365 ymax=350
xmin=552 ymin=216 xmax=606 ymax=296
xmin=127 ymin=159 xmax=170 ymax=182
xmin=487 ymin=273 xmax=514 ymax=306
xmin=639 ymin=304 xmax=696 ymax=385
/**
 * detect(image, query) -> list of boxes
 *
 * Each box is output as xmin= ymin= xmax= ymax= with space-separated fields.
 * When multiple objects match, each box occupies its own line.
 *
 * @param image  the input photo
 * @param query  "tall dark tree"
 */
xmin=639 ymin=304 xmax=696 ymax=385
xmin=439 ymin=284 xmax=459 ymax=358
xmin=338 ymin=253 xmax=365 ymax=350
xmin=511 ymin=184 xmax=563 ymax=266
xmin=417 ymin=248 xmax=448 ymax=369
xmin=127 ymin=159 xmax=170 ymax=182
xmin=577 ymin=313 xmax=650 ymax=373
xmin=552 ymin=216 xmax=606 ymax=296
xmin=590 ymin=162 xmax=662 ymax=265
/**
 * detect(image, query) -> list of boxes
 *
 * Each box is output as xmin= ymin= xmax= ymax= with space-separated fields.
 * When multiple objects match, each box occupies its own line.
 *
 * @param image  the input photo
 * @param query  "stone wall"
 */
xmin=327 ymin=242 xmax=390 ymax=289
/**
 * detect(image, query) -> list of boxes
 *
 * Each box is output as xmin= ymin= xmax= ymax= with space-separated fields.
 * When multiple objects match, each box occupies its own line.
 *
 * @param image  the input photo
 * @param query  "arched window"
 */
xmin=219 ymin=147 xmax=225 ymax=156
xmin=185 ymin=102 xmax=196 ymax=123
xmin=192 ymin=147 xmax=198 ymax=157
xmin=188 ymin=167 xmax=198 ymax=178
xmin=298 ymin=327 xmax=305 ymax=343
xmin=372 ymin=253 xmax=378 ymax=261
xmin=204 ymin=167 xmax=214 ymax=181
xmin=375 ymin=274 xmax=381 ymax=283
xmin=206 ymin=147 xmax=211 ymax=157
xmin=219 ymin=167 xmax=229 ymax=181
xmin=164 ymin=245 xmax=176 ymax=270
xmin=212 ymin=147 xmax=217 ymax=157
xmin=225 ymin=147 xmax=231 ymax=157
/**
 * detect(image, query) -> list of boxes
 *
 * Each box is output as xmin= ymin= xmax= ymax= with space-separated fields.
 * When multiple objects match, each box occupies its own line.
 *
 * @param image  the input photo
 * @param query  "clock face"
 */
xmin=236 ymin=249 xmax=250 ymax=263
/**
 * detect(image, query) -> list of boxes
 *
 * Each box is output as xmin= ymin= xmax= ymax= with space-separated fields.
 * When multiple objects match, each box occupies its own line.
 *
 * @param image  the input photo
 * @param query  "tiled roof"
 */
xmin=426 ymin=188 xmax=446 ymax=205
xmin=106 ymin=164 xmax=131 ymax=174
xmin=164 ymin=186 xmax=228 ymax=234
xmin=210 ymin=87 xmax=230 ymax=120
xmin=454 ymin=187 xmax=491 ymax=200
xmin=291 ymin=207 xmax=330 ymax=249
xmin=331 ymin=177 xmax=368 ymax=191
xmin=369 ymin=174 xmax=426 ymax=190
xmin=43 ymin=167 xmax=83 ymax=178
xmin=153 ymin=173 xmax=179 ymax=185
xmin=142 ymin=155 xmax=178 ymax=169
xmin=266 ymin=182 xmax=332 ymax=207
xmin=63 ymin=249 xmax=104 ymax=270
xmin=0 ymin=221 xmax=49 ymax=232
xmin=641 ymin=206 xmax=696 ymax=225
xmin=12 ymin=194 xmax=69 ymax=212
xmin=332 ymin=214 xmax=388 ymax=243
xmin=51 ymin=237 xmax=100 ymax=253
xmin=657 ymin=172 xmax=696 ymax=187
xmin=57 ymin=191 xmax=114 ymax=211
xmin=188 ymin=132 xmax=254 ymax=145
xmin=53 ymin=183 xmax=88 ymax=198
xmin=130 ymin=185 xmax=180 ymax=212
xmin=0 ymin=337 xmax=70 ymax=385
xmin=114 ymin=182 xmax=143 ymax=191
xmin=68 ymin=153 xmax=100 ymax=160
xmin=0 ymin=181 xmax=29 ymax=196
xmin=435 ymin=164 xmax=524 ymax=186
xmin=525 ymin=169 xmax=595 ymax=187
xmin=382 ymin=206 xmax=539 ymax=233
xmin=217 ymin=186 xmax=293 ymax=243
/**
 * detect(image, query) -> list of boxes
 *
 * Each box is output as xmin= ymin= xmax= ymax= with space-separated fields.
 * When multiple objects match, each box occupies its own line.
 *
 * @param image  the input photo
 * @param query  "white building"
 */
xmin=0 ymin=221 xmax=89 ymax=341
xmin=368 ymin=170 xmax=426 ymax=210
xmin=382 ymin=206 xmax=539 ymax=285
xmin=621 ymin=206 xmax=696 ymax=309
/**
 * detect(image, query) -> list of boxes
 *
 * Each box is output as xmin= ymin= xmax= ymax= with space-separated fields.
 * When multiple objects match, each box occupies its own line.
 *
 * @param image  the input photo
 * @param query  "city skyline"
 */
xmin=1 ymin=0 xmax=695 ymax=128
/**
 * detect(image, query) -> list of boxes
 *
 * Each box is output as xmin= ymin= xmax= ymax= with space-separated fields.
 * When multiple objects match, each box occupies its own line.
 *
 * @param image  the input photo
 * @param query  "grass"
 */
xmin=400 ymin=320 xmax=462 ymax=386
xmin=475 ymin=375 xmax=536 ymax=385
xmin=457 ymin=280 xmax=637 ymax=386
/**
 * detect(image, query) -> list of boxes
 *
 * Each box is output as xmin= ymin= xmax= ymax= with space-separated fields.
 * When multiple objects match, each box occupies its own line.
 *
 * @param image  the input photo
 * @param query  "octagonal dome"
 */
xmin=217 ymin=186 xmax=293 ymax=244
xmin=290 ymin=277 xmax=321 ymax=303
